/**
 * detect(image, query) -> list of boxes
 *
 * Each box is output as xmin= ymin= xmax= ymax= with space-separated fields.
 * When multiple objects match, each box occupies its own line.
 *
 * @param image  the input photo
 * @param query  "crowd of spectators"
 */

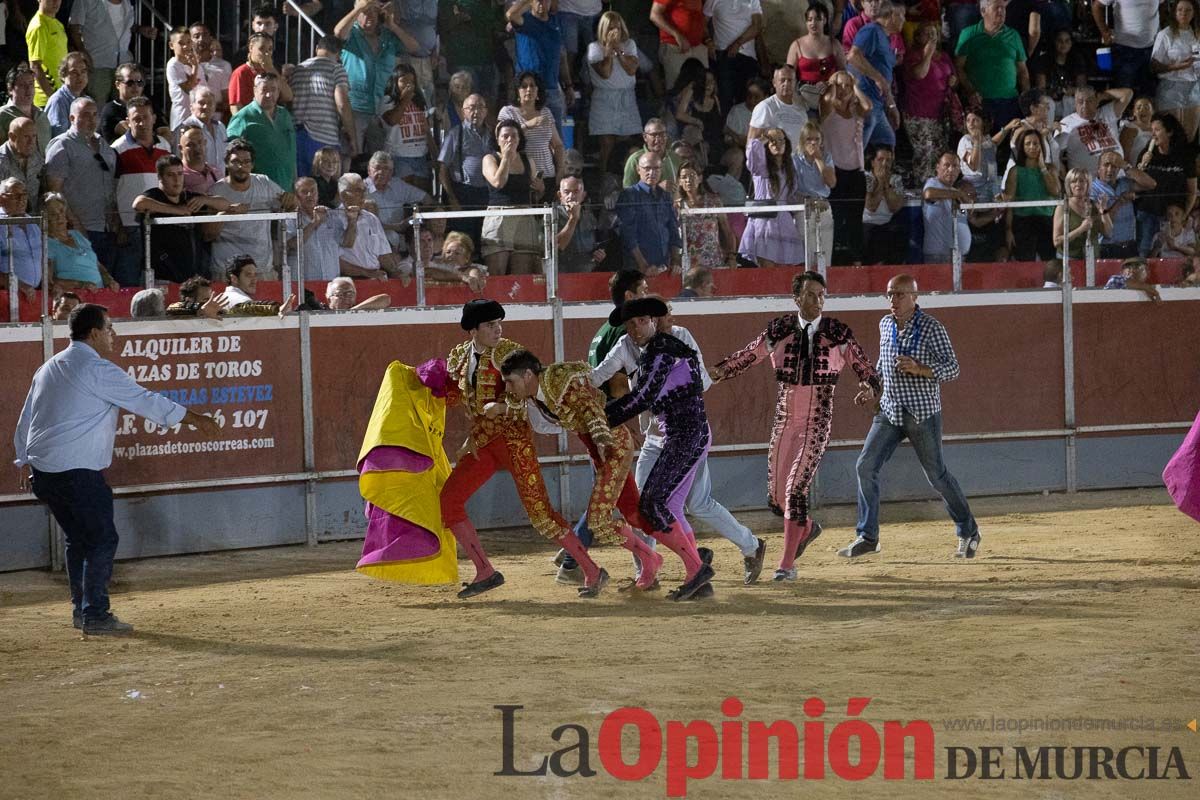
xmin=2 ymin=0 xmax=1200 ymax=309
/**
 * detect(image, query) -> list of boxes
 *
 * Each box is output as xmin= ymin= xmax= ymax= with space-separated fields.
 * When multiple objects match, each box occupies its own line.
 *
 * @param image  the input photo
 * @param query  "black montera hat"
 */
xmin=461 ymin=299 xmax=505 ymax=331
xmin=618 ymin=296 xmax=669 ymax=324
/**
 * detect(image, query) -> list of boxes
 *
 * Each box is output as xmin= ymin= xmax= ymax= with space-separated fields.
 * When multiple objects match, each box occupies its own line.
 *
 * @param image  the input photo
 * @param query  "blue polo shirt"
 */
xmin=515 ymin=12 xmax=563 ymax=91
xmin=851 ymin=22 xmax=895 ymax=105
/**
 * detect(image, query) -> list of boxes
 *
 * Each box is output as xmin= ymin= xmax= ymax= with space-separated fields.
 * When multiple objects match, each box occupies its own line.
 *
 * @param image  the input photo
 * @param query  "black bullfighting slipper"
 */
xmin=793 ymin=521 xmax=823 ymax=561
xmin=670 ymin=563 xmax=715 ymax=602
xmin=457 ymin=571 xmax=505 ymax=599
xmin=578 ymin=568 xmax=611 ymax=598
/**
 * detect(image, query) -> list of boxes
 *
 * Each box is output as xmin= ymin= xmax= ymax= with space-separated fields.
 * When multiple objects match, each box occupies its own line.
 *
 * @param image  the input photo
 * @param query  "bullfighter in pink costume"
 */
xmin=710 ymin=271 xmax=881 ymax=580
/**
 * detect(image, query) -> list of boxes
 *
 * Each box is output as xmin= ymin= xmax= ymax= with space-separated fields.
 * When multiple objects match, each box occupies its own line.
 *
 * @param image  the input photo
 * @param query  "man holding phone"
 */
xmin=839 ymin=274 xmax=981 ymax=560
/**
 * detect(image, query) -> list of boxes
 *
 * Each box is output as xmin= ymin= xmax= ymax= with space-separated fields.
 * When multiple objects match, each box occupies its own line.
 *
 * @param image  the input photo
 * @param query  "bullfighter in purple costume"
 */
xmin=605 ymin=297 xmax=716 ymax=601
xmin=710 ymin=271 xmax=881 ymax=581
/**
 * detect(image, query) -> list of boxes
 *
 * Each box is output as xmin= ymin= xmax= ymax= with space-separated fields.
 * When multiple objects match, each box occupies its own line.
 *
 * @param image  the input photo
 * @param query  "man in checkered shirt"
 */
xmin=839 ymin=274 xmax=982 ymax=560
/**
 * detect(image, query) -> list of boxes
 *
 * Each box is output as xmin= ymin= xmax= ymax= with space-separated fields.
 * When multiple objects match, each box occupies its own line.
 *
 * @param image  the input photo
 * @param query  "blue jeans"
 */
xmin=982 ymin=97 xmax=1022 ymax=133
xmin=1113 ymin=44 xmax=1155 ymax=99
xmin=86 ymin=230 xmax=116 ymax=280
xmin=558 ymin=12 xmax=598 ymax=58
xmin=545 ymin=86 xmax=567 ymax=136
xmin=855 ymin=411 xmax=977 ymax=542
xmin=31 ymin=468 xmax=120 ymax=622
xmin=111 ymin=226 xmax=144 ymax=288
xmin=713 ymin=51 xmax=760 ymax=118
xmin=1136 ymin=209 xmax=1162 ymax=258
xmin=863 ymin=103 xmax=896 ymax=148
xmin=296 ymin=125 xmax=339 ymax=179
xmin=945 ymin=4 xmax=981 ymax=51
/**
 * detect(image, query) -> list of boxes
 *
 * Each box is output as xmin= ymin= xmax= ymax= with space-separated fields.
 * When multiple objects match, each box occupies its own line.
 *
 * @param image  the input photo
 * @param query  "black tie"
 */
xmin=534 ymin=398 xmax=559 ymax=422
xmin=470 ymin=353 xmax=479 ymax=387
xmin=799 ymin=323 xmax=811 ymax=362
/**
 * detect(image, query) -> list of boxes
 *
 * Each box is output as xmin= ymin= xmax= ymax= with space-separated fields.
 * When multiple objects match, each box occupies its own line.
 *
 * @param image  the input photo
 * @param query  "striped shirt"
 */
xmin=291 ymin=55 xmax=350 ymax=146
xmin=875 ymin=307 xmax=960 ymax=424
xmin=497 ymin=105 xmax=558 ymax=179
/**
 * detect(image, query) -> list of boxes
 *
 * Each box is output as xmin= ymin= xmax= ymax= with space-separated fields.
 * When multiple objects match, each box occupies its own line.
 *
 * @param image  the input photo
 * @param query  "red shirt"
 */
xmin=654 ymin=0 xmax=706 ymax=48
xmin=228 ymin=63 xmax=261 ymax=109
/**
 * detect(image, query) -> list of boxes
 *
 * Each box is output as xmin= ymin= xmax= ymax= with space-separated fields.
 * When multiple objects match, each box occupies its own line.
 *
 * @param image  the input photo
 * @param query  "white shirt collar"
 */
xmin=798 ymin=313 xmax=821 ymax=332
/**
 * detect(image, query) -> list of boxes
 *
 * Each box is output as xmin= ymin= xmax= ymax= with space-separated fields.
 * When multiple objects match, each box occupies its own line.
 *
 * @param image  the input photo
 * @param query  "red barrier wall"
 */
xmin=1073 ymin=299 xmax=1200 ymax=427
xmin=0 ymin=339 xmax=46 ymax=495
xmin=3 ymin=294 xmax=1196 ymax=500
xmin=309 ymin=318 xmax=556 ymax=472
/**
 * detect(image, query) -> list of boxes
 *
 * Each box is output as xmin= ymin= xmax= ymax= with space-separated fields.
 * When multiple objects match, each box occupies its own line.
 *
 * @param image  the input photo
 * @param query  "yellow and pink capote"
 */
xmin=355 ymin=359 xmax=458 ymax=583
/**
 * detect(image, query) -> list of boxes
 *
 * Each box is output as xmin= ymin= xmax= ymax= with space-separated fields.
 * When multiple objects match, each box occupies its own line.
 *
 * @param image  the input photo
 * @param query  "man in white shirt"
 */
xmin=190 ymin=22 xmax=232 ymax=117
xmin=14 ymin=304 xmax=219 ymax=635
xmin=203 ymin=137 xmax=296 ymax=277
xmin=1093 ymin=0 xmax=1163 ymax=97
xmin=218 ymin=254 xmax=296 ymax=315
xmin=704 ymin=0 xmax=763 ymax=113
xmin=747 ymin=64 xmax=808 ymax=151
xmin=1056 ymin=85 xmax=1133 ymax=175
xmin=335 ymin=172 xmax=404 ymax=279
xmin=176 ymin=86 xmax=226 ymax=178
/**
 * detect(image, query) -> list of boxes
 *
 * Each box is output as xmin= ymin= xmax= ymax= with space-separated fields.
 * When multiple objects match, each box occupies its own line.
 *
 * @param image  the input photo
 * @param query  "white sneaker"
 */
xmin=955 ymin=532 xmax=982 ymax=559
xmin=837 ymin=537 xmax=881 ymax=558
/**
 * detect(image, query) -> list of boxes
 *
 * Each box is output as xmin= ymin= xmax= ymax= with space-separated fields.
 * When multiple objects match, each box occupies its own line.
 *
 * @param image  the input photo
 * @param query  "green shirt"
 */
xmin=588 ymin=320 xmax=627 ymax=397
xmin=622 ymin=148 xmax=684 ymax=189
xmin=26 ymin=11 xmax=68 ymax=108
xmin=226 ymin=101 xmax=297 ymax=192
xmin=955 ymin=22 xmax=1026 ymax=101
xmin=1013 ymin=166 xmax=1055 ymax=217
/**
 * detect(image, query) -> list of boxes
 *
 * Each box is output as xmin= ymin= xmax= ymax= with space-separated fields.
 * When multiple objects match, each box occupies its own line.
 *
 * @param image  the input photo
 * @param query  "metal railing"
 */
xmin=144 ymin=211 xmax=302 ymax=301
xmin=409 ymin=206 xmax=560 ymax=306
xmin=2 ymin=215 xmax=48 ymax=323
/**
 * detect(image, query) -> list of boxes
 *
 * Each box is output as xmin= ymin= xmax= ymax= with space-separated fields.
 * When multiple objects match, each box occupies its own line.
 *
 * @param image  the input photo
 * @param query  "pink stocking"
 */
xmin=618 ymin=524 xmax=662 ymax=588
xmin=449 ymin=520 xmax=494 ymax=582
xmin=779 ymin=518 xmax=812 ymax=571
xmin=652 ymin=520 xmax=703 ymax=580
xmin=555 ymin=533 xmax=600 ymax=584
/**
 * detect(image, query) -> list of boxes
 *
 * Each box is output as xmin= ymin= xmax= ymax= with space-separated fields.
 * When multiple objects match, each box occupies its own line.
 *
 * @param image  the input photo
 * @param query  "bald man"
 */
xmin=0 ymin=118 xmax=44 ymax=212
xmin=841 ymin=274 xmax=981 ymax=560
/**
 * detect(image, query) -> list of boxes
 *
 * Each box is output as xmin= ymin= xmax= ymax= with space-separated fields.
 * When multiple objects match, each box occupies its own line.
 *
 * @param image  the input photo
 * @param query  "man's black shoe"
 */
xmin=794 ymin=521 xmax=823 ymax=561
xmin=578 ymin=568 xmax=610 ymax=598
xmin=457 ymin=571 xmax=505 ymax=599
xmin=670 ymin=563 xmax=715 ymax=601
xmin=743 ymin=537 xmax=767 ymax=584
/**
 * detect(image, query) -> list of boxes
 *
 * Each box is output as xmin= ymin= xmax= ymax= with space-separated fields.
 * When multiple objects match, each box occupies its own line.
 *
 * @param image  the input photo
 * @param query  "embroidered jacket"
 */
xmin=445 ymin=337 xmax=528 ymax=446
xmin=536 ymin=362 xmax=616 ymax=449
xmin=713 ymin=314 xmax=882 ymax=392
